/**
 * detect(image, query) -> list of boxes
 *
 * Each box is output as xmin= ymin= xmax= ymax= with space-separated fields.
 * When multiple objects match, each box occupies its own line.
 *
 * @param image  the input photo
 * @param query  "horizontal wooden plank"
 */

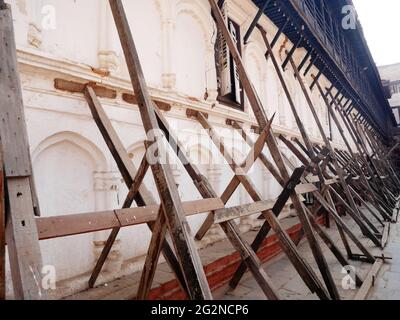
xmin=54 ymin=79 xmax=117 ymax=99
xmin=116 ymin=198 xmax=224 ymax=227
xmin=304 ymin=175 xmax=319 ymax=183
xmin=36 ymin=211 xmax=120 ymax=240
xmin=324 ymin=178 xmax=339 ymax=185
xmin=354 ymin=259 xmax=383 ymax=300
xmin=295 ymin=183 xmax=318 ymax=195
xmin=35 ymin=198 xmax=224 ymax=240
xmin=122 ymin=93 xmax=172 ymax=112
xmin=214 ymin=200 xmax=276 ymax=224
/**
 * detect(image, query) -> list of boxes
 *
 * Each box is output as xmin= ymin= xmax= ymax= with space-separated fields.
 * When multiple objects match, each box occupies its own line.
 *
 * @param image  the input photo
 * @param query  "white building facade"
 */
xmin=5 ymin=0 xmax=356 ymax=298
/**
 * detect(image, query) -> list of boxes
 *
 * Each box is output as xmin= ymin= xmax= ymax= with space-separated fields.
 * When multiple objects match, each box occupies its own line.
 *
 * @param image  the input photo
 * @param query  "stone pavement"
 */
xmin=369 ymin=220 xmax=400 ymax=300
xmin=65 ymin=204 xmax=398 ymax=300
xmin=219 ymin=208 xmax=399 ymax=300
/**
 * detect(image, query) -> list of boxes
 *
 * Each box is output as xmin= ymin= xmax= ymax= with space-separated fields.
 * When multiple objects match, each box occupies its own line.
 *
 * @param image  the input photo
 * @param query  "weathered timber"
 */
xmin=0 ymin=144 xmax=4 ymax=300
xmin=54 ymin=79 xmax=117 ymax=99
xmin=84 ymin=87 xmax=188 ymax=295
xmin=288 ymin=57 xmax=381 ymax=247
xmin=354 ymin=259 xmax=383 ymax=300
xmin=0 ymin=6 xmax=45 ymax=300
xmin=210 ymin=0 xmax=333 ymax=299
xmin=35 ymin=199 xmax=224 ymax=240
xmin=153 ymin=102 xmax=282 ymax=299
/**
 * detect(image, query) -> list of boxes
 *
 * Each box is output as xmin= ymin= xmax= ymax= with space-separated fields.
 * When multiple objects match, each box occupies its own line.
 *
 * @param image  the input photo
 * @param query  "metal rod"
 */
xmin=298 ymin=49 xmax=312 ymax=73
xmin=282 ymin=37 xmax=302 ymax=70
xmin=304 ymin=55 xmax=318 ymax=76
xmin=310 ymin=68 xmax=324 ymax=90
xmin=243 ymin=0 xmax=271 ymax=44
xmin=265 ymin=17 xmax=289 ymax=59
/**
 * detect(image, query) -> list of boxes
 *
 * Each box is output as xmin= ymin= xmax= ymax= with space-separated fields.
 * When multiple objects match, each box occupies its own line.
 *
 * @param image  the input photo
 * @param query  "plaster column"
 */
xmin=161 ymin=15 xmax=176 ymax=89
xmin=204 ymin=44 xmax=219 ymax=102
xmin=98 ymin=2 xmax=120 ymax=72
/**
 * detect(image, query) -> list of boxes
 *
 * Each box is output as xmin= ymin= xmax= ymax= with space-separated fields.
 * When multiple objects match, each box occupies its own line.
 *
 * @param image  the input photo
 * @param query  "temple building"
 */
xmin=2 ymin=0 xmax=398 ymax=300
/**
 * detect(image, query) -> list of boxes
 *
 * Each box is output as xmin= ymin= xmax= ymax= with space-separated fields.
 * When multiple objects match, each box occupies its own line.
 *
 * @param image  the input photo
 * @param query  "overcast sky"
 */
xmin=353 ymin=0 xmax=400 ymax=66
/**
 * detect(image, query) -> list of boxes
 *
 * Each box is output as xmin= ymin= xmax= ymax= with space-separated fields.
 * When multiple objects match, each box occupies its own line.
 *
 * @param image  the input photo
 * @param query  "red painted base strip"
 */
xmin=145 ymin=216 xmax=325 ymax=300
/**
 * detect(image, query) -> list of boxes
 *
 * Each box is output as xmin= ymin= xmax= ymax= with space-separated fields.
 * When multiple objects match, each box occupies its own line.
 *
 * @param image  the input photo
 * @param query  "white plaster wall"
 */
xmin=4 ymin=0 xmax=356 ymax=298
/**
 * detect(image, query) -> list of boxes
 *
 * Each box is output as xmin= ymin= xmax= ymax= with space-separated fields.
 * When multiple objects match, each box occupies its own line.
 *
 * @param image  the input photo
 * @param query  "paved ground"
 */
xmin=66 ymin=204 xmax=399 ymax=301
xmin=369 ymin=220 xmax=400 ymax=300
xmin=219 ymin=209 xmax=400 ymax=300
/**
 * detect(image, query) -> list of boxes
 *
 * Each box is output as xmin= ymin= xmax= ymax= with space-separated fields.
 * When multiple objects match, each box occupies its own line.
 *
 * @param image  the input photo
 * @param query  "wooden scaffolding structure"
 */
xmin=0 ymin=0 xmax=399 ymax=300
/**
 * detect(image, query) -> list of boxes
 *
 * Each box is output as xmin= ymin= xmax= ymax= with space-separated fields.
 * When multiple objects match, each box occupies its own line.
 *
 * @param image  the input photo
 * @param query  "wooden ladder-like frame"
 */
xmin=1 ymin=0 xmax=399 ymax=300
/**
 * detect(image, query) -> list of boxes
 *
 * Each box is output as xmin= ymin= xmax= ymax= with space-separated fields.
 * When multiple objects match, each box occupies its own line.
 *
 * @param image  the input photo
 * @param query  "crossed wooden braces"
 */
xmin=1 ymin=0 xmax=399 ymax=300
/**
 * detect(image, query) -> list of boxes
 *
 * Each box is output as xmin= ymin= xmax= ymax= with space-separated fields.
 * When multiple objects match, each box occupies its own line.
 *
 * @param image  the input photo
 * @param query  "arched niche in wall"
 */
xmin=173 ymin=0 xmax=217 ymax=100
xmin=119 ymin=0 xmax=163 ymax=88
xmin=243 ymin=40 xmax=267 ymax=117
xmin=32 ymin=131 xmax=107 ymax=281
xmin=27 ymin=0 xmax=101 ymax=66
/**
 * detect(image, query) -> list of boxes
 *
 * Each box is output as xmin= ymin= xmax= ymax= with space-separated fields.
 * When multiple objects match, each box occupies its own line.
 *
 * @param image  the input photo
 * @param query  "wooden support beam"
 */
xmin=298 ymin=49 xmax=312 ymax=73
xmin=302 ymin=206 xmax=363 ymax=287
xmin=0 ymin=144 xmax=4 ymax=300
xmin=231 ymin=122 xmax=285 ymax=186
xmin=54 ymin=79 xmax=117 ymax=99
xmin=265 ymin=18 xmax=290 ymax=60
xmin=122 ymin=93 xmax=172 ymax=112
xmin=197 ymin=110 xmax=329 ymax=299
xmin=288 ymin=57 xmax=382 ymax=247
xmin=84 ymin=87 xmax=188 ymax=294
xmin=35 ymin=198 xmax=224 ymax=240
xmin=309 ymin=67 xmax=324 ymax=91
xmin=317 ymin=81 xmax=392 ymax=222
xmin=0 ymin=5 xmax=45 ymax=300
xmin=208 ymin=4 xmax=341 ymax=299
xmin=154 ymin=103 xmax=283 ymax=300
xmin=6 ymin=178 xmax=45 ymax=300
xmin=137 ymin=207 xmax=167 ymax=300
xmin=282 ymin=37 xmax=302 ymax=70
xmin=109 ymin=0 xmax=213 ymax=299
xmin=195 ymin=114 xmax=275 ymax=240
xmin=354 ymin=259 xmax=383 ymax=300
xmin=282 ymin=154 xmax=376 ymax=263
xmin=237 ymin=122 xmax=375 ymax=293
xmin=304 ymin=55 xmax=319 ymax=76
xmin=243 ymin=0 xmax=271 ymax=44
xmin=381 ymin=222 xmax=390 ymax=249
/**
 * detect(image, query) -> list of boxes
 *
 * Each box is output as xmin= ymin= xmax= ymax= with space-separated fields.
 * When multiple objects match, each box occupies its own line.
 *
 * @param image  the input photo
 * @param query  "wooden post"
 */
xmin=287 ymin=56 xmax=381 ymax=247
xmin=195 ymin=113 xmax=331 ymax=299
xmin=0 ymin=143 xmax=4 ymax=300
xmin=209 ymin=0 xmax=337 ymax=299
xmin=0 ymin=5 xmax=45 ymax=300
xmin=155 ymin=109 xmax=282 ymax=300
xmin=315 ymin=80 xmax=392 ymax=222
xmin=84 ymin=88 xmax=190 ymax=297
xmin=279 ymin=139 xmax=375 ymax=262
xmin=109 ymin=0 xmax=211 ymax=300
